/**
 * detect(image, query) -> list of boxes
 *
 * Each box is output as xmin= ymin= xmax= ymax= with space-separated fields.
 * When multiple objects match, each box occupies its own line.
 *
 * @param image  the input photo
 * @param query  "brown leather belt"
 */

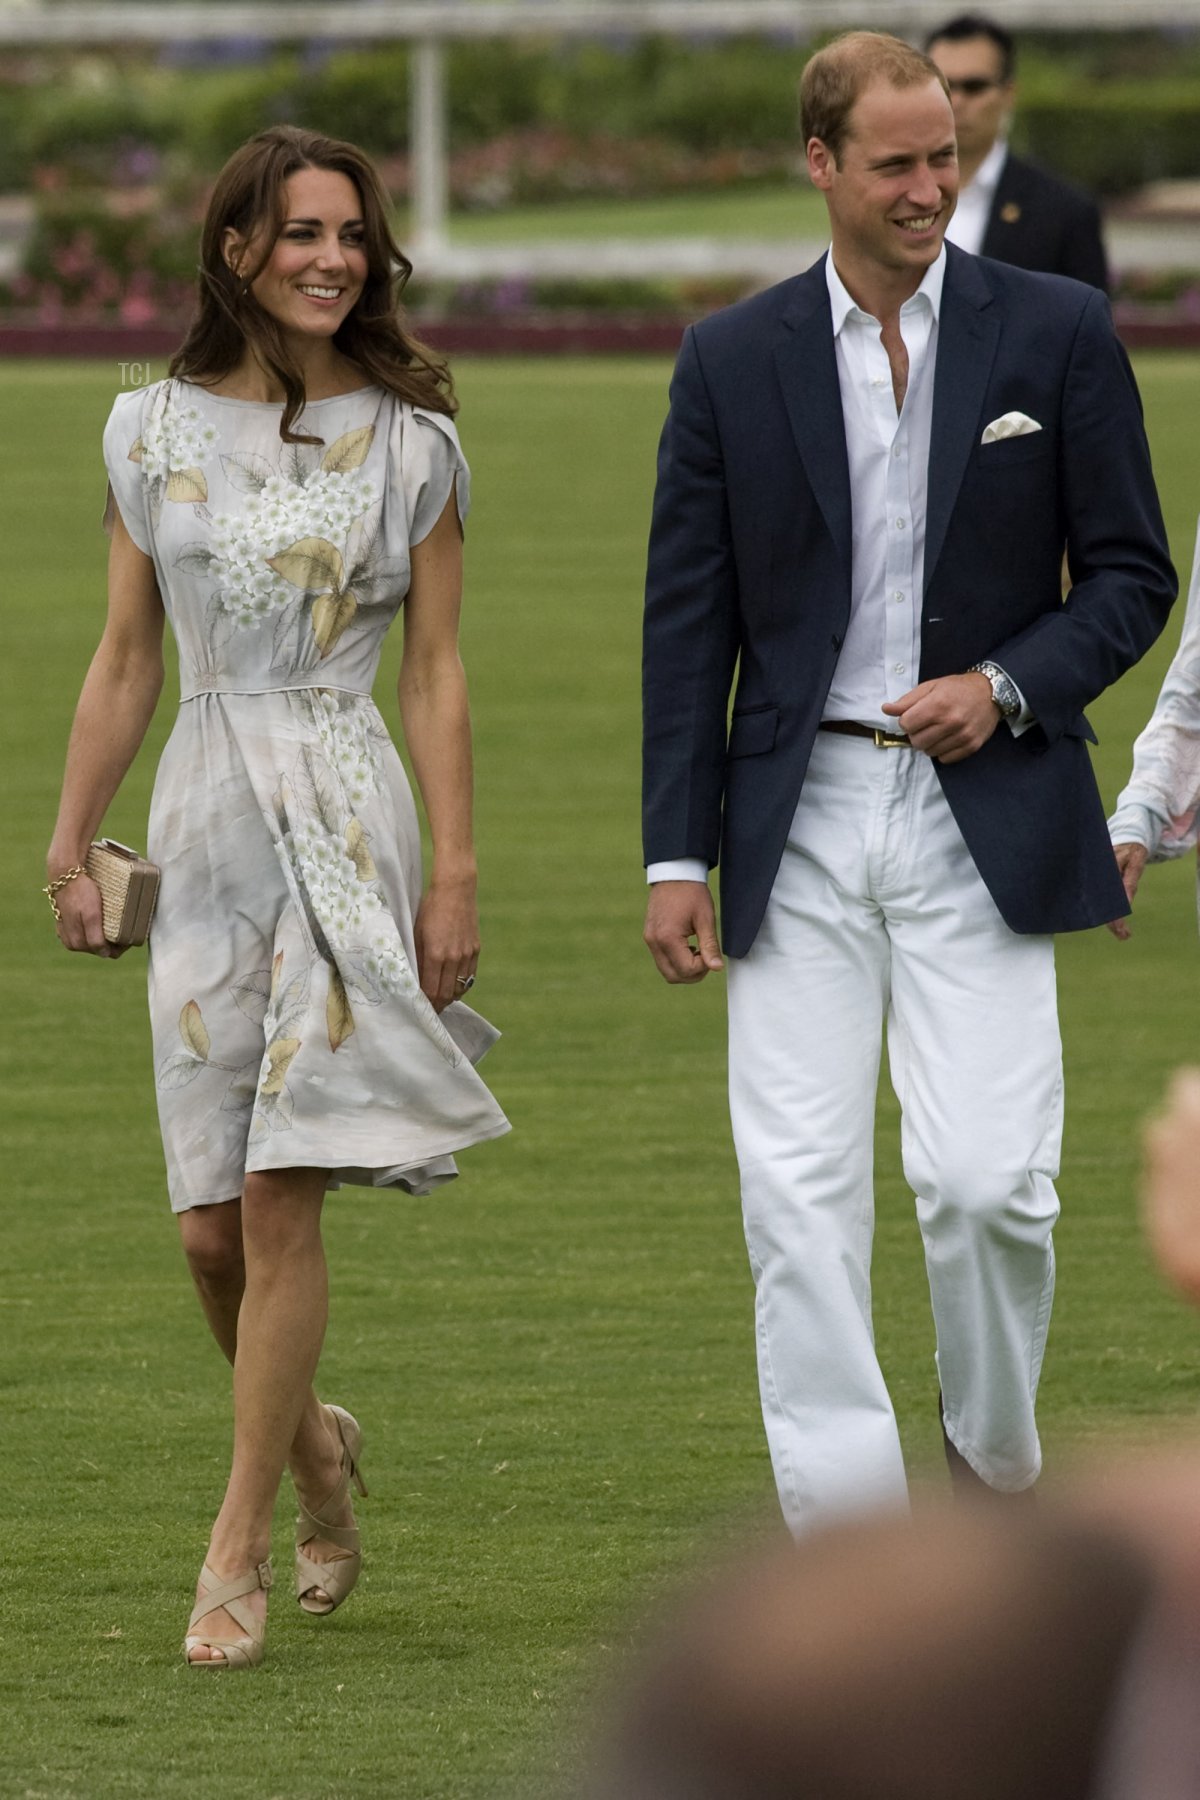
xmin=820 ymin=720 xmax=914 ymax=749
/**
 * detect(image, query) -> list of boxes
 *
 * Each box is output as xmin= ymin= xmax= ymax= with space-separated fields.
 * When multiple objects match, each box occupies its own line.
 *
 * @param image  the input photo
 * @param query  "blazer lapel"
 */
xmin=772 ymin=260 xmax=853 ymax=584
xmin=924 ymin=247 xmax=1001 ymax=594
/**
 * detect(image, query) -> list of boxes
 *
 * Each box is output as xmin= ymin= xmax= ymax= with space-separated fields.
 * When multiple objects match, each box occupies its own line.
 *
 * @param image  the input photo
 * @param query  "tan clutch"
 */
xmin=85 ymin=838 xmax=161 ymax=947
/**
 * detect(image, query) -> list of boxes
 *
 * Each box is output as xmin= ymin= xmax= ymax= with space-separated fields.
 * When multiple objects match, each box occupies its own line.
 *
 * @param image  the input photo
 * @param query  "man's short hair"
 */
xmin=800 ymin=31 xmax=951 ymax=165
xmin=924 ymin=13 xmax=1016 ymax=83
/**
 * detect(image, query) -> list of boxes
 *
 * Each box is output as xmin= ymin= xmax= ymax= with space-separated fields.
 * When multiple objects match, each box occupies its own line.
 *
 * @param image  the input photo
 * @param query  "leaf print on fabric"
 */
xmin=322 ymin=426 xmax=375 ymax=474
xmin=261 ymin=1037 xmax=301 ymax=1096
xmin=179 ymin=999 xmax=211 ymax=1060
xmin=327 ymin=966 xmax=356 ymax=1051
xmin=157 ymin=996 xmax=212 ymax=1091
xmin=157 ymin=1053 xmax=208 ymax=1091
xmin=268 ymin=537 xmax=345 ymax=594
xmin=221 ymin=1058 xmax=260 ymax=1114
xmin=284 ymin=442 xmax=323 ymax=488
xmin=270 ymin=967 xmax=312 ymax=1039
xmin=344 ymin=513 xmax=408 ymax=613
xmin=293 ymin=747 xmax=344 ymax=838
xmin=312 ymin=590 xmax=359 ymax=656
xmin=271 ymin=594 xmax=305 ymax=654
xmin=352 ymin=559 xmax=410 ymax=611
xmin=176 ymin=542 xmax=216 ymax=576
xmin=165 ymin=468 xmax=209 ymax=504
xmin=345 ymin=817 xmax=378 ymax=881
xmin=267 ymin=538 xmax=360 ymax=659
xmin=230 ymin=969 xmax=273 ymax=1025
xmin=221 ymin=451 xmax=274 ymax=495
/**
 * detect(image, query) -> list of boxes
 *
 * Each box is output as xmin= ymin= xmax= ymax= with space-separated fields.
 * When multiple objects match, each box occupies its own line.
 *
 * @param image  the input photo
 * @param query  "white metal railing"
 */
xmin=0 ymin=4 xmax=1192 ymax=39
xmin=0 ymin=2 xmax=1190 ymax=281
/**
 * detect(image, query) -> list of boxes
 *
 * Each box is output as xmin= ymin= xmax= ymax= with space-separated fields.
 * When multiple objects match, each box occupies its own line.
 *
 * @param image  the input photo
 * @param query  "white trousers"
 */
xmin=727 ymin=731 xmax=1062 ymax=1532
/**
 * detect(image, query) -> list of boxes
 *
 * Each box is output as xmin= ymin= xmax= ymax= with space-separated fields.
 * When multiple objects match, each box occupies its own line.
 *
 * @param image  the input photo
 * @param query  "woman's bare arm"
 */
xmin=397 ymin=485 xmax=479 ymax=1011
xmin=47 ymin=508 xmax=166 ymax=956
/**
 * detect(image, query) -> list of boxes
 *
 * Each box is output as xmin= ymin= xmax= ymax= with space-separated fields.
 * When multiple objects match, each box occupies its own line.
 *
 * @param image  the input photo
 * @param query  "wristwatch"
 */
xmin=969 ymin=660 xmax=1021 ymax=719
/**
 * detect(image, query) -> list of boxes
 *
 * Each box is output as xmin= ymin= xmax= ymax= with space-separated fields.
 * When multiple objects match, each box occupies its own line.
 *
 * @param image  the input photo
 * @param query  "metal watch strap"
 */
xmin=969 ymin=660 xmax=1021 ymax=719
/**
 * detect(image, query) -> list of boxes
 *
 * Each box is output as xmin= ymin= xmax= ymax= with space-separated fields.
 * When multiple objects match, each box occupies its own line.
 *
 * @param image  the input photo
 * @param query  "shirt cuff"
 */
xmin=999 ymin=669 xmax=1035 ymax=737
xmin=646 ymin=859 xmax=708 ymax=885
xmin=1107 ymin=801 xmax=1162 ymax=852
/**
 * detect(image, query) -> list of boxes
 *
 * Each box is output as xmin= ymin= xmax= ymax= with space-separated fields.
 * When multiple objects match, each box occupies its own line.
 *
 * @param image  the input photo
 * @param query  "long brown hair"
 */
xmin=169 ymin=124 xmax=455 ymax=442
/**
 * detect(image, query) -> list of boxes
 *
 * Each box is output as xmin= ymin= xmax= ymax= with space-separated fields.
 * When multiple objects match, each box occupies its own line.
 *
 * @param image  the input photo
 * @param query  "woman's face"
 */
xmin=228 ymin=166 xmax=369 ymax=343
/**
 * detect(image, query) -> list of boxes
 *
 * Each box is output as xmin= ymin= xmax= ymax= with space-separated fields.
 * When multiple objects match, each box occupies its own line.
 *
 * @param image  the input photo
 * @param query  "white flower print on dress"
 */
xmin=137 ymin=403 xmax=219 ymax=481
xmin=208 ymin=469 xmax=378 ymax=626
xmin=311 ymin=690 xmax=385 ymax=812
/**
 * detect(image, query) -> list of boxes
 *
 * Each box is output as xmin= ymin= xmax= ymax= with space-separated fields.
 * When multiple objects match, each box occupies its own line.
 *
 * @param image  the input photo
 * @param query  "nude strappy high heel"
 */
xmin=184 ymin=1558 xmax=273 ymax=1669
xmin=295 ymin=1405 xmax=367 ymax=1615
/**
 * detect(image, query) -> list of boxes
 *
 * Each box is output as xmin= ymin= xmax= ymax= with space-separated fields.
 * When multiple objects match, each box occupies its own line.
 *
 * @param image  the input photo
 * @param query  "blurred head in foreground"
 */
xmin=583 ymin=1508 xmax=1162 ymax=1800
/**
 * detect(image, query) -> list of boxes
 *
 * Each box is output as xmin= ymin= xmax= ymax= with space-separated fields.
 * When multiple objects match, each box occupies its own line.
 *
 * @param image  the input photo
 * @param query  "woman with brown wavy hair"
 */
xmin=45 ymin=125 xmax=509 ymax=1667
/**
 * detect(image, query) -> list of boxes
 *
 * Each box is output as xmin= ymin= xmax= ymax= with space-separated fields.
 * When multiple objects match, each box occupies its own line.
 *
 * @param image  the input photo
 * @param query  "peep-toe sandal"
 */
xmin=183 ymin=1558 xmax=272 ymax=1669
xmin=295 ymin=1404 xmax=367 ymax=1616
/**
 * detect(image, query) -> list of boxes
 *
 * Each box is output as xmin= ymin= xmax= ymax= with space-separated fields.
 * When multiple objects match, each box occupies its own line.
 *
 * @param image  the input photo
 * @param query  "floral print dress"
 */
xmin=103 ymin=377 xmax=509 ymax=1212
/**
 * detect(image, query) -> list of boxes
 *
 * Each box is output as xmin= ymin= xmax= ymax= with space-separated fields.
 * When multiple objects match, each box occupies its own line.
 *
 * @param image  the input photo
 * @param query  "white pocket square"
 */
xmin=981 ymin=411 xmax=1043 ymax=444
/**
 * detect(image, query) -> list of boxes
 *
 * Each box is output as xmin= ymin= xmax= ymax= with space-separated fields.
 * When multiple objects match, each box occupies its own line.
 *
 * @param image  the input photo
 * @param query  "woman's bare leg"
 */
xmin=179 ymin=1194 xmax=357 ymax=1620
xmin=186 ymin=1168 xmax=347 ymax=1661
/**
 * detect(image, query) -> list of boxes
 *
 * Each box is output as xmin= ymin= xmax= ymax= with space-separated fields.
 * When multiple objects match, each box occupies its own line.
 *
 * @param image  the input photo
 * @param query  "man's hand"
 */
xmin=644 ymin=880 xmax=724 ymax=984
xmin=1105 ymin=842 xmax=1149 ymax=940
xmin=882 ymin=672 xmax=1000 ymax=763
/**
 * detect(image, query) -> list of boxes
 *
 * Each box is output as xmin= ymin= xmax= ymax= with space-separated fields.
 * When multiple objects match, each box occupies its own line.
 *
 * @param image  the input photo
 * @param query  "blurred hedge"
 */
xmin=4 ymin=35 xmax=1200 ymax=199
xmin=1016 ymin=84 xmax=1200 ymax=195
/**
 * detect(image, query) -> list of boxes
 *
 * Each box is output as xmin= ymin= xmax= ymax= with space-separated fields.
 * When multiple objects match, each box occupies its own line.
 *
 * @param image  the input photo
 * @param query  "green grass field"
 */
xmin=433 ymin=180 xmax=828 ymax=245
xmin=3 ymin=352 xmax=1200 ymax=1800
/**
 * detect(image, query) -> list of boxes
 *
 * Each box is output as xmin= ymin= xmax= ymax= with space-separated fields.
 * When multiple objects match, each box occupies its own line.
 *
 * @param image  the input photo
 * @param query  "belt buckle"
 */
xmin=872 ymin=727 xmax=910 ymax=748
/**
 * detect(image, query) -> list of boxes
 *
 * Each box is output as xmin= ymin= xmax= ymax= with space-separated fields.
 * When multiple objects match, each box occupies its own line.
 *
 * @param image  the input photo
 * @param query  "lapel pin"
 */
xmin=1000 ymin=202 xmax=1022 ymax=224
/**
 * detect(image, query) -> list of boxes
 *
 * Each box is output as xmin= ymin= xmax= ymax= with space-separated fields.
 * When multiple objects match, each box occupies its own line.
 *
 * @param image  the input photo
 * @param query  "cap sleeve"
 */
xmin=102 ymin=387 xmax=152 ymax=554
xmin=406 ymin=407 xmax=470 ymax=545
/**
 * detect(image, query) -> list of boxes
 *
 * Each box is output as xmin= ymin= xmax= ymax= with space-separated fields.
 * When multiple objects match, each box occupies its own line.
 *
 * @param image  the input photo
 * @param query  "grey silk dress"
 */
xmin=103 ymin=377 xmax=510 ymax=1212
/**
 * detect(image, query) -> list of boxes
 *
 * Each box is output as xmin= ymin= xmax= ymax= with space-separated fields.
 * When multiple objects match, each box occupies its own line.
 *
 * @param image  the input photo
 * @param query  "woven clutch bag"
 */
xmin=84 ymin=838 xmax=161 ymax=948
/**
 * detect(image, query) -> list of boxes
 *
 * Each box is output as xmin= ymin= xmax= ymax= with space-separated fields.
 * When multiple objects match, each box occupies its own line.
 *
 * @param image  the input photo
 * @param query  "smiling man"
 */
xmin=641 ymin=32 xmax=1175 ymax=1530
xmin=926 ymin=12 xmax=1108 ymax=290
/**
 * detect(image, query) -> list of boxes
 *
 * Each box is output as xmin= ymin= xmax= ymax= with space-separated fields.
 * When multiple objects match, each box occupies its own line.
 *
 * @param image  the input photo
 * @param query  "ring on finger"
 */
xmin=454 ymin=972 xmax=476 ymax=993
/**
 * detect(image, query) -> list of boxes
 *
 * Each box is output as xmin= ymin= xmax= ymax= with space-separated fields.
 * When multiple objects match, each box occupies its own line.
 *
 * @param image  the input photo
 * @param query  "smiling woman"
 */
xmin=44 ymin=125 xmax=509 ymax=1671
xmin=171 ymin=126 xmax=452 ymax=437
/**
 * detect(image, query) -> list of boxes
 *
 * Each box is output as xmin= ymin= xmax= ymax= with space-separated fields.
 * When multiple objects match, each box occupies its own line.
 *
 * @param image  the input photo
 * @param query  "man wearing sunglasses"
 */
xmin=926 ymin=12 xmax=1108 ymax=291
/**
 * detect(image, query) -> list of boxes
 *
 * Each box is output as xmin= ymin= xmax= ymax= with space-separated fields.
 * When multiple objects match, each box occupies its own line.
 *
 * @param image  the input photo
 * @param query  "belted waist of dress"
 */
xmin=179 ymin=680 xmax=375 ymax=703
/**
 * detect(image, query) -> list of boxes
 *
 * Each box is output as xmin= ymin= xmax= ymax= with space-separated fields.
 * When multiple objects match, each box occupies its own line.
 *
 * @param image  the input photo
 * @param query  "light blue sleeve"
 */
xmin=1107 ymin=514 xmax=1200 ymax=861
xmin=101 ymin=387 xmax=152 ymax=555
xmin=406 ymin=407 xmax=470 ymax=545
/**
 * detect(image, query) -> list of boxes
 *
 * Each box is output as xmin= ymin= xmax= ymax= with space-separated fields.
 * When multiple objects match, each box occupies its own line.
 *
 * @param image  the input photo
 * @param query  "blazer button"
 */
xmin=831 ymin=634 xmax=842 ymax=652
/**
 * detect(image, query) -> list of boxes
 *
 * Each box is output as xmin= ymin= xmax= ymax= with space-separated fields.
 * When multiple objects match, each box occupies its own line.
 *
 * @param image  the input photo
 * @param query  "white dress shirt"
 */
xmin=944 ymin=138 xmax=1008 ymax=257
xmin=821 ymin=248 xmax=941 ymax=730
xmin=648 ymin=245 xmax=1025 ymax=886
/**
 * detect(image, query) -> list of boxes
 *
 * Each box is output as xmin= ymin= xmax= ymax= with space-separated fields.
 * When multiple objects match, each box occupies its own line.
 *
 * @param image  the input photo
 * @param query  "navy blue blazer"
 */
xmin=982 ymin=152 xmax=1108 ymax=293
xmin=642 ymin=246 xmax=1176 ymax=959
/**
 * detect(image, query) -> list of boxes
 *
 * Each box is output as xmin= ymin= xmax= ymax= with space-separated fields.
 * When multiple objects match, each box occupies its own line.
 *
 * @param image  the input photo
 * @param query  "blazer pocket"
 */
xmin=728 ymin=705 xmax=779 ymax=758
xmin=974 ymin=434 xmax=1054 ymax=468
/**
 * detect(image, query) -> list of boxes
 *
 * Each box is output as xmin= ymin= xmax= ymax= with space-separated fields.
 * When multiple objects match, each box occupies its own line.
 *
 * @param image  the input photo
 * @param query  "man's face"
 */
xmin=808 ymin=77 xmax=959 ymax=287
xmin=927 ymin=34 xmax=1013 ymax=166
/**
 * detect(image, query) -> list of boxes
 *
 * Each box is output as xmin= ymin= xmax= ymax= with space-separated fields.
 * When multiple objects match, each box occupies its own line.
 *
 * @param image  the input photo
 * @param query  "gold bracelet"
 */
xmin=43 ymin=864 xmax=86 ymax=923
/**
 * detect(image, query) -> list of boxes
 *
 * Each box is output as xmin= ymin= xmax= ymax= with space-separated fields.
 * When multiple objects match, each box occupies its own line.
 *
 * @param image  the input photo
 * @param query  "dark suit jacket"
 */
xmin=982 ymin=150 xmax=1109 ymax=292
xmin=642 ymin=246 xmax=1175 ymax=959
